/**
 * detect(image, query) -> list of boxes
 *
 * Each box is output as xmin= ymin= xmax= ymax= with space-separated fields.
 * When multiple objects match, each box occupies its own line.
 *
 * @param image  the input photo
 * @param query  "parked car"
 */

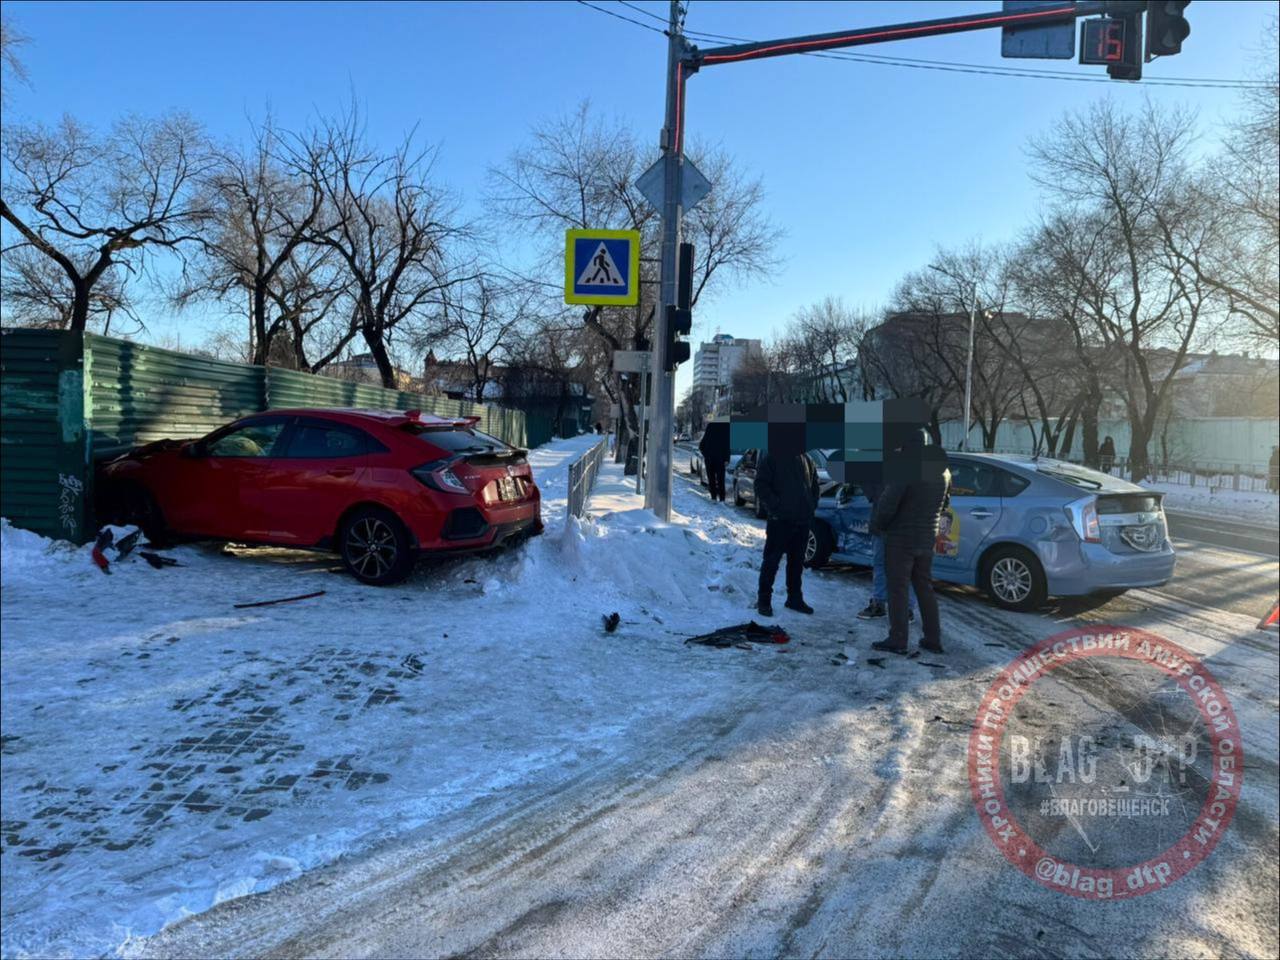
xmin=688 ymin=434 xmax=740 ymax=489
xmin=695 ymin=452 xmax=742 ymax=488
xmin=731 ymin=449 xmax=764 ymax=517
xmin=805 ymin=453 xmax=1175 ymax=611
xmin=100 ymin=409 xmax=542 ymax=585
xmin=732 ymin=448 xmax=839 ymax=518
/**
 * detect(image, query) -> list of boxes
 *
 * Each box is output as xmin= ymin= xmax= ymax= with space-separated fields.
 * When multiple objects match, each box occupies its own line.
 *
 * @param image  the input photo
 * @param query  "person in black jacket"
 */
xmin=1099 ymin=436 xmax=1116 ymax=474
xmin=699 ymin=422 xmax=730 ymax=502
xmin=755 ymin=448 xmax=820 ymax=617
xmin=869 ymin=429 xmax=951 ymax=654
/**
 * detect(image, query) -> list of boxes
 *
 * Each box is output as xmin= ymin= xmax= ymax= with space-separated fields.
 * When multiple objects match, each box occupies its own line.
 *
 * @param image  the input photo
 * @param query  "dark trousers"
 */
xmin=885 ymin=541 xmax=941 ymax=648
xmin=759 ymin=520 xmax=809 ymax=602
xmin=707 ymin=460 xmax=727 ymax=501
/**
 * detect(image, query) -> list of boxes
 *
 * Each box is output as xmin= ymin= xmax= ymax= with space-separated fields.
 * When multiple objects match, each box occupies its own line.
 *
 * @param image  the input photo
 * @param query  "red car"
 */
xmin=100 ymin=409 xmax=542 ymax=584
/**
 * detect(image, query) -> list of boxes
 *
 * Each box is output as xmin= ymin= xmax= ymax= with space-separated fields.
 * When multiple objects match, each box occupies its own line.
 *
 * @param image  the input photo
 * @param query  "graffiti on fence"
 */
xmin=58 ymin=473 xmax=84 ymax=536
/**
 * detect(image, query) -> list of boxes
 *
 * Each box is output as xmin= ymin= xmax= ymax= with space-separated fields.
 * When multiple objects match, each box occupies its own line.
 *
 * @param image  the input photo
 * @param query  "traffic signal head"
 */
xmin=1107 ymin=12 xmax=1143 ymax=80
xmin=1146 ymin=1 xmax=1190 ymax=57
xmin=664 ymin=304 xmax=692 ymax=371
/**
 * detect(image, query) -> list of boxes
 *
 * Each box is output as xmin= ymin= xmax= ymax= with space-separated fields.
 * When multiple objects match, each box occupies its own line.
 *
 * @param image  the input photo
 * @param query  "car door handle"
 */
xmin=327 ymin=467 xmax=355 ymax=477
xmin=968 ymin=509 xmax=995 ymax=519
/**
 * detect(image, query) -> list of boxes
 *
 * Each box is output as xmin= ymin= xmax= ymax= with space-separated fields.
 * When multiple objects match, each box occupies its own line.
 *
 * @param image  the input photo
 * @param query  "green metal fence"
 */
xmin=1 ymin=329 xmax=531 ymax=543
xmin=84 ymin=334 xmax=266 ymax=460
xmin=0 ymin=330 xmax=89 ymax=542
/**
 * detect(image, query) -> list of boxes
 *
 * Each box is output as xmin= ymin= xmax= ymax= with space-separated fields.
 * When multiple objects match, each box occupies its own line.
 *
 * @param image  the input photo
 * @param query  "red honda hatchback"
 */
xmin=100 ymin=409 xmax=542 ymax=584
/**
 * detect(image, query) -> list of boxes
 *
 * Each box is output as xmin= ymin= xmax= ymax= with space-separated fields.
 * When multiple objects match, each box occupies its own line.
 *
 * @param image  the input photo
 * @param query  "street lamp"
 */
xmin=929 ymin=265 xmax=978 ymax=451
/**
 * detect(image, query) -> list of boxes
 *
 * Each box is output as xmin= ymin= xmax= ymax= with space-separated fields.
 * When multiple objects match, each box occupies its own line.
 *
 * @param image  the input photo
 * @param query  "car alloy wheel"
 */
xmin=804 ymin=529 xmax=817 ymax=563
xmin=990 ymin=556 xmax=1033 ymax=604
xmin=345 ymin=516 xmax=399 ymax=580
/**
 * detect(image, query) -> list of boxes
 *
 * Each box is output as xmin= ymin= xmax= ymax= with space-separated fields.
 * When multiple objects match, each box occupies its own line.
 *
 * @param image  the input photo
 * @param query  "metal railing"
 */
xmin=969 ymin=446 xmax=1279 ymax=494
xmin=567 ymin=437 xmax=609 ymax=519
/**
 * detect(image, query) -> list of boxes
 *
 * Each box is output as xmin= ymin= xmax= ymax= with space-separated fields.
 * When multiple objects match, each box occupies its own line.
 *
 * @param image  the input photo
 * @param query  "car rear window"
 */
xmin=407 ymin=426 xmax=510 ymax=454
xmin=1034 ymin=459 xmax=1145 ymax=493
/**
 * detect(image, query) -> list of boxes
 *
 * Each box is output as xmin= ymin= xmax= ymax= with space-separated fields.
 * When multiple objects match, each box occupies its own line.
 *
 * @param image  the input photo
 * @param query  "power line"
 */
xmin=575 ymin=0 xmax=667 ymax=36
xmin=616 ymin=0 xmax=667 ymax=25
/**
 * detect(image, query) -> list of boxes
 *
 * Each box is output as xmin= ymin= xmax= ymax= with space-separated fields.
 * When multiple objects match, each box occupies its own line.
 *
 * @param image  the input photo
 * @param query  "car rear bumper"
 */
xmin=1043 ymin=540 xmax=1176 ymax=596
xmin=416 ymin=497 xmax=541 ymax=554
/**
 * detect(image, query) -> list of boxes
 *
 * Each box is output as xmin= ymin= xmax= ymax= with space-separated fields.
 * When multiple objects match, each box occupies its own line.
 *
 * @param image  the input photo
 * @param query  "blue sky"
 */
xmin=4 ymin=0 xmax=1272 ymax=398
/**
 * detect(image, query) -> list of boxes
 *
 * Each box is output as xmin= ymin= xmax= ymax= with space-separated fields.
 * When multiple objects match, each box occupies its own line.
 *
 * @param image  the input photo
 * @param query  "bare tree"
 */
xmin=174 ymin=117 xmax=332 ymax=365
xmin=1 ymin=14 xmax=30 ymax=103
xmin=1158 ymin=32 xmax=1278 ymax=351
xmin=1008 ymin=210 xmax=1126 ymax=465
xmin=309 ymin=106 xmax=472 ymax=387
xmin=881 ymin=248 xmax=1024 ymax=450
xmin=1028 ymin=99 xmax=1219 ymax=480
xmin=417 ymin=275 xmax=531 ymax=403
xmin=1 ymin=113 xmax=213 ymax=331
xmin=0 ymin=243 xmax=138 ymax=332
xmin=789 ymin=296 xmax=866 ymax=402
xmin=503 ymin=315 xmax=596 ymax=433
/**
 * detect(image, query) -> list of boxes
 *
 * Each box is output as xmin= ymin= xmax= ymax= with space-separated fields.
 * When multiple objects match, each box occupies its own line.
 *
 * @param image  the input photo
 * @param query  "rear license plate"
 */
xmin=1120 ymin=523 xmax=1162 ymax=552
xmin=497 ymin=477 xmax=519 ymax=501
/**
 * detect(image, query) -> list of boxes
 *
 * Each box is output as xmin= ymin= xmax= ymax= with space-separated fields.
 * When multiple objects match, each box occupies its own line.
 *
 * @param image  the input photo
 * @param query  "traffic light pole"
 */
xmin=645 ymin=0 xmax=1155 ymax=521
xmin=645 ymin=0 xmax=692 ymax=519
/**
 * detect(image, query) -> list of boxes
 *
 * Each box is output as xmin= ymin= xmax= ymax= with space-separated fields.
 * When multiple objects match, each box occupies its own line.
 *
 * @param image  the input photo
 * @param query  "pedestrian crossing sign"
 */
xmin=565 ymin=229 xmax=641 ymax=306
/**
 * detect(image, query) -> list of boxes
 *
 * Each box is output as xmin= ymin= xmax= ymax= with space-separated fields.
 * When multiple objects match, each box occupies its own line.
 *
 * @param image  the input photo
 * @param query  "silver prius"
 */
xmin=807 ymin=452 xmax=1176 ymax=611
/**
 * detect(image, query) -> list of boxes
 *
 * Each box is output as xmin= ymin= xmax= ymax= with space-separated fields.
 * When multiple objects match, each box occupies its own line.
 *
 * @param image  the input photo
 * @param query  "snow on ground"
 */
xmin=3 ymin=437 xmax=1278 ymax=958
xmin=132 ymin=461 xmax=1280 ymax=960
xmin=1155 ymin=477 xmax=1280 ymax=525
xmin=1 ymin=434 xmax=821 ymax=958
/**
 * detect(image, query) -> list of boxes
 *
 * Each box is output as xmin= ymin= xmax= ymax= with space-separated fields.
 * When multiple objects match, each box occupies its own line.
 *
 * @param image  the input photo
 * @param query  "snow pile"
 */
xmin=1157 ymin=482 xmax=1279 ymax=524
xmin=0 ymin=518 xmax=93 ymax=586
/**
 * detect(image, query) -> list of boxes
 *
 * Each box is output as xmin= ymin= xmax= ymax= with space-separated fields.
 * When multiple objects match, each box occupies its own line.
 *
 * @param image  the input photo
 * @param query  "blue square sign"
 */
xmin=565 ymin=229 xmax=641 ymax=305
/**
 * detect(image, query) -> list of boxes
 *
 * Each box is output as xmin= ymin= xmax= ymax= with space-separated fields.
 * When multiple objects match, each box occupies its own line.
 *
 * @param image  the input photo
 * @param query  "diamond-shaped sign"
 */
xmin=637 ymin=157 xmax=713 ymax=213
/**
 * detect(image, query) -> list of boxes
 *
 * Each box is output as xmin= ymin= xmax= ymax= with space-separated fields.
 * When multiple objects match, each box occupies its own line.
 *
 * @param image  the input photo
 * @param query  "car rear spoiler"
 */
xmin=403 ymin=409 xmax=482 ymax=429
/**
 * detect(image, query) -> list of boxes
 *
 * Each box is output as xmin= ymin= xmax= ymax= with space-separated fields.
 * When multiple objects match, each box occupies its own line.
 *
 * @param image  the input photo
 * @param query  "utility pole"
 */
xmin=645 ymin=0 xmax=691 ymax=520
xmin=962 ymin=278 xmax=978 ymax=451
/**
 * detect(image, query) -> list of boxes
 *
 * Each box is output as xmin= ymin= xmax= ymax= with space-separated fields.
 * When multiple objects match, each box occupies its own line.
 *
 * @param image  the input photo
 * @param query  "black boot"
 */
xmin=785 ymin=597 xmax=814 ymax=614
xmin=857 ymin=600 xmax=885 ymax=620
xmin=757 ymin=597 xmax=774 ymax=617
xmin=871 ymin=638 xmax=909 ymax=655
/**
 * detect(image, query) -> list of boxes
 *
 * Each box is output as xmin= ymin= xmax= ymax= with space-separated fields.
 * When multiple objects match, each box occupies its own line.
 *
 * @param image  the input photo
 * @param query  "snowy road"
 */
xmin=3 ymin=438 xmax=1278 ymax=958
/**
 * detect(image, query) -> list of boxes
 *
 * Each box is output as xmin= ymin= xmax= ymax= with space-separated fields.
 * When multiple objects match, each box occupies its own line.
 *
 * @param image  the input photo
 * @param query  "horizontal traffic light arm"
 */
xmin=694 ymin=1 xmax=1124 ymax=68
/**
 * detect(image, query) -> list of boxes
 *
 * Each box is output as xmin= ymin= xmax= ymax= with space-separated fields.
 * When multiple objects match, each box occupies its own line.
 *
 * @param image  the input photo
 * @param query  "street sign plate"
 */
xmin=1001 ymin=0 xmax=1074 ymax=59
xmin=565 ymin=229 xmax=641 ymax=306
xmin=637 ymin=157 xmax=713 ymax=213
xmin=612 ymin=349 xmax=651 ymax=373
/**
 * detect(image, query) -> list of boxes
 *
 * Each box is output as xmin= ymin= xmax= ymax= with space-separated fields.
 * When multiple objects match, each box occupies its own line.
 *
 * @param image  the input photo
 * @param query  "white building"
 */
xmin=692 ymin=334 xmax=762 ymax=398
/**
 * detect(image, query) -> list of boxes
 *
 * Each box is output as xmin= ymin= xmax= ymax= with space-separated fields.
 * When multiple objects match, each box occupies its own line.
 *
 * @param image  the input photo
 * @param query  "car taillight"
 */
xmin=1065 ymin=496 xmax=1101 ymax=543
xmin=411 ymin=458 xmax=469 ymax=494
